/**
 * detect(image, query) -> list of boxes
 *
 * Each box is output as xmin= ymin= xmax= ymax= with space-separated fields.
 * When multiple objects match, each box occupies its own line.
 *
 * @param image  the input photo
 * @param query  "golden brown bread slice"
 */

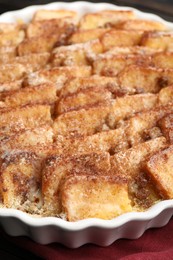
xmin=0 ymin=80 xmax=22 ymax=93
xmin=52 ymin=46 xmax=89 ymax=67
xmin=141 ymin=31 xmax=173 ymax=51
xmin=116 ymin=19 xmax=167 ymax=31
xmin=32 ymin=9 xmax=78 ymax=21
xmin=8 ymin=53 xmax=50 ymax=73
xmin=0 ymin=63 xmax=26 ymax=83
xmin=100 ymin=30 xmax=143 ymax=51
xmin=60 ymin=75 xmax=121 ymax=97
xmin=0 ymin=151 xmax=43 ymax=213
xmin=102 ymin=46 xmax=161 ymax=56
xmin=53 ymin=127 xmax=128 ymax=156
xmin=106 ymin=93 xmax=158 ymax=129
xmin=18 ymin=35 xmax=58 ymax=55
xmin=53 ymin=103 xmax=110 ymax=137
xmin=0 ymin=83 xmax=57 ymax=108
xmin=42 ymin=152 xmax=110 ymax=215
xmin=111 ymin=137 xmax=167 ymax=209
xmin=0 ymin=54 xmax=13 ymax=63
xmin=20 ymin=20 xmax=77 ymax=55
xmin=144 ymin=145 xmax=173 ymax=199
xmin=69 ymin=28 xmax=109 ymax=44
xmin=158 ymin=114 xmax=173 ymax=143
xmin=93 ymin=47 xmax=169 ymax=76
xmin=0 ymin=125 xmax=53 ymax=153
xmin=118 ymin=65 xmax=173 ymax=94
xmin=50 ymin=136 xmax=167 ymax=216
xmin=0 ymin=53 xmax=50 ymax=78
xmin=61 ymin=174 xmax=132 ymax=221
xmin=56 ymin=87 xmax=112 ymax=114
xmin=24 ymin=66 xmax=91 ymax=91
xmin=51 ymin=39 xmax=103 ymax=66
xmin=125 ymin=104 xmax=173 ymax=146
xmin=54 ymin=103 xmax=173 ymax=157
xmin=0 ymin=22 xmax=25 ymax=33
xmin=111 ymin=137 xmax=167 ymax=179
xmin=158 ymin=85 xmax=173 ymax=105
xmin=0 ymin=29 xmax=25 ymax=47
xmin=0 ymin=46 xmax=17 ymax=62
xmin=93 ymin=53 xmax=150 ymax=76
xmin=151 ymin=52 xmax=173 ymax=69
xmin=27 ymin=18 xmax=77 ymax=38
xmin=79 ymin=10 xmax=135 ymax=29
xmin=0 ymin=104 xmax=52 ymax=134
xmin=53 ymin=93 xmax=157 ymax=137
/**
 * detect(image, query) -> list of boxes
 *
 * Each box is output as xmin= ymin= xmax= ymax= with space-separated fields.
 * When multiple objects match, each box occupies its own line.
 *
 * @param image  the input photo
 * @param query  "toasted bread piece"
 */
xmin=1 ymin=83 xmax=57 ymax=108
xmin=11 ymin=52 xmax=50 ymax=73
xmin=61 ymin=174 xmax=132 ymax=221
xmin=19 ymin=20 xmax=77 ymax=55
xmin=42 ymin=152 xmax=110 ymax=215
xmin=53 ymin=111 xmax=167 ymax=157
xmin=24 ymin=66 xmax=91 ymax=91
xmin=125 ymin=105 xmax=173 ymax=145
xmin=111 ymin=137 xmax=167 ymax=179
xmin=158 ymin=85 xmax=173 ymax=106
xmin=0 ymin=53 xmax=50 ymax=75
xmin=53 ymin=93 xmax=157 ymax=136
xmin=18 ymin=35 xmax=58 ymax=55
xmin=141 ymin=31 xmax=173 ymax=51
xmin=151 ymin=52 xmax=173 ymax=69
xmin=101 ymin=30 xmax=143 ymax=51
xmin=0 ymin=63 xmax=26 ymax=83
xmin=56 ymin=87 xmax=112 ymax=114
xmin=0 ymin=46 xmax=17 ymax=62
xmin=93 ymin=46 xmax=163 ymax=76
xmin=0 ymin=80 xmax=22 ymax=93
xmin=0 ymin=151 xmax=42 ymax=212
xmin=69 ymin=28 xmax=109 ymax=44
xmin=93 ymin=54 xmax=150 ymax=76
xmin=0 ymin=29 xmax=25 ymax=47
xmin=79 ymin=10 xmax=135 ymax=29
xmin=0 ymin=54 xmax=13 ymax=63
xmin=0 ymin=125 xmax=53 ymax=153
xmin=105 ymin=93 xmax=158 ymax=129
xmin=118 ymin=65 xmax=173 ymax=94
xmin=111 ymin=137 xmax=167 ymax=209
xmin=103 ymin=46 xmax=161 ymax=56
xmin=60 ymin=75 xmax=121 ymax=97
xmin=145 ymin=145 xmax=173 ymax=199
xmin=53 ymin=103 xmax=110 ymax=137
xmin=0 ymin=104 xmax=52 ymax=134
xmin=27 ymin=18 xmax=76 ymax=38
xmin=53 ymin=127 xmax=128 ymax=156
xmin=52 ymin=39 xmax=103 ymax=66
xmin=33 ymin=9 xmax=78 ymax=21
xmin=0 ymin=22 xmax=25 ymax=33
xmin=117 ymin=19 xmax=167 ymax=31
xmin=158 ymin=114 xmax=173 ymax=143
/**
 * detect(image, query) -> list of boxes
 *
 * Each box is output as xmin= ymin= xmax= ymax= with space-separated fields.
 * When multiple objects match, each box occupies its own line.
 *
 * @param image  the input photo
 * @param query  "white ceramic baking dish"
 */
xmin=0 ymin=1 xmax=173 ymax=248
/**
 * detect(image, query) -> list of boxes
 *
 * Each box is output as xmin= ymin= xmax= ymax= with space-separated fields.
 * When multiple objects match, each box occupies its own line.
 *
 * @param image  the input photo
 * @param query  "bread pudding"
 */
xmin=0 ymin=7 xmax=173 ymax=222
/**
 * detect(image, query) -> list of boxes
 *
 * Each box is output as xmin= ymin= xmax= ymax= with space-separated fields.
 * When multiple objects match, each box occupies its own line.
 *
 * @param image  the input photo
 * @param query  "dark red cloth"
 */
xmin=1 ymin=216 xmax=173 ymax=260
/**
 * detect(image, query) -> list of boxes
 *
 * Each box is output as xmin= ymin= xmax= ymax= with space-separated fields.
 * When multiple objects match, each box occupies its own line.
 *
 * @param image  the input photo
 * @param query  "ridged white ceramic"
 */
xmin=0 ymin=1 xmax=173 ymax=248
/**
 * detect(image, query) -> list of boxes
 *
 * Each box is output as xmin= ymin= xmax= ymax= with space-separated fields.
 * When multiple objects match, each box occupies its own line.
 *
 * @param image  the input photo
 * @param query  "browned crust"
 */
xmin=0 ymin=8 xmax=173 ymax=220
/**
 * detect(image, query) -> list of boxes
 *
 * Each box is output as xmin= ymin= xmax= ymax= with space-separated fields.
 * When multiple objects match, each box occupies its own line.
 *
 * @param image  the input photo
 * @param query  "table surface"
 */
xmin=0 ymin=1 xmax=173 ymax=259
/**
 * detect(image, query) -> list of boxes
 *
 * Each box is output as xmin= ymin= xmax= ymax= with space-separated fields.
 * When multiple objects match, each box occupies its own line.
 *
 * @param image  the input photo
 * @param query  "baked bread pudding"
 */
xmin=0 ymin=8 xmax=173 ymax=222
